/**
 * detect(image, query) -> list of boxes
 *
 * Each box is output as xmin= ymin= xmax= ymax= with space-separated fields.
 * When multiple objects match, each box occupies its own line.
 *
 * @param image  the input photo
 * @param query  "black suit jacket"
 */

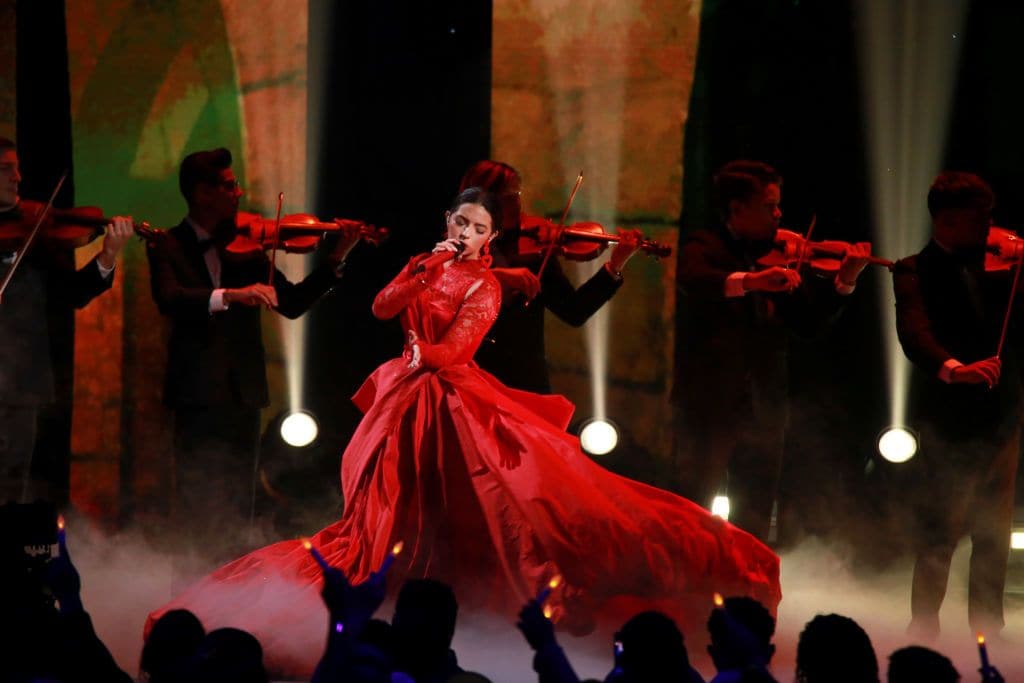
xmin=0 ymin=239 xmax=113 ymax=406
xmin=147 ymin=220 xmax=340 ymax=409
xmin=673 ymin=225 xmax=843 ymax=425
xmin=893 ymin=239 xmax=1022 ymax=442
xmin=473 ymin=231 xmax=622 ymax=394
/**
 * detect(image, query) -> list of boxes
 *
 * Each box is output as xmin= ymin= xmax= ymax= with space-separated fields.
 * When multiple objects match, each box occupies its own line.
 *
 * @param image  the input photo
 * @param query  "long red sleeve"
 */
xmin=372 ymin=256 xmax=434 ymax=320
xmin=418 ymin=276 xmax=501 ymax=368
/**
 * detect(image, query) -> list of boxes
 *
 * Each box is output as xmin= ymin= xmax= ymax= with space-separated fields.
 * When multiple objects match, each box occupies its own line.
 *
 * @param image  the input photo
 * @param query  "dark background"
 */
xmin=14 ymin=0 xmax=1024 ymax=561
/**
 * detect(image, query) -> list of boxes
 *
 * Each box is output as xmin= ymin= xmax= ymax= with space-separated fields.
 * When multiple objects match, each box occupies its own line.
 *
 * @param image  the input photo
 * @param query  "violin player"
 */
xmin=146 ymin=147 xmax=361 ymax=588
xmin=0 ymin=136 xmax=133 ymax=504
xmin=894 ymin=171 xmax=1021 ymax=640
xmin=457 ymin=160 xmax=642 ymax=394
xmin=672 ymin=159 xmax=871 ymax=542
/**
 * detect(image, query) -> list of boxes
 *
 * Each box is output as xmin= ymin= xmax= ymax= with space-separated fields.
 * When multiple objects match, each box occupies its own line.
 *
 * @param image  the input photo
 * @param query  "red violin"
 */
xmin=226 ymin=211 xmax=388 ymax=255
xmin=517 ymin=214 xmax=672 ymax=261
xmin=756 ymin=228 xmax=892 ymax=273
xmin=0 ymin=199 xmax=157 ymax=251
xmin=985 ymin=226 xmax=1024 ymax=271
xmin=989 ymin=226 xmax=1024 ymax=358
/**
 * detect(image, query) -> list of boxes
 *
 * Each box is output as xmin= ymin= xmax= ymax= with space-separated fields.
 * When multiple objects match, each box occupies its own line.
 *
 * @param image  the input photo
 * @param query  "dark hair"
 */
xmin=179 ymin=148 xmax=233 ymax=205
xmin=714 ymin=160 xmax=781 ymax=219
xmin=393 ymin=578 xmax=459 ymax=646
xmin=888 ymin=646 xmax=959 ymax=683
xmin=446 ymin=675 xmax=494 ymax=683
xmin=141 ymin=609 xmax=206 ymax=683
xmin=740 ymin=667 xmax=780 ymax=683
xmin=0 ymin=137 xmax=15 ymax=153
xmin=708 ymin=596 xmax=776 ymax=658
xmin=459 ymin=160 xmax=520 ymax=195
xmin=615 ymin=610 xmax=691 ymax=680
xmin=449 ymin=186 xmax=503 ymax=234
xmin=347 ymin=618 xmax=395 ymax=683
xmin=192 ymin=627 xmax=267 ymax=683
xmin=796 ymin=614 xmax=879 ymax=683
xmin=359 ymin=618 xmax=395 ymax=660
xmin=927 ymin=171 xmax=994 ymax=218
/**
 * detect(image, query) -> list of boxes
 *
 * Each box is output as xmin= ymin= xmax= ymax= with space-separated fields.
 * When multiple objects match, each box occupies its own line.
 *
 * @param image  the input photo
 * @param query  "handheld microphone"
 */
xmin=413 ymin=241 xmax=465 ymax=274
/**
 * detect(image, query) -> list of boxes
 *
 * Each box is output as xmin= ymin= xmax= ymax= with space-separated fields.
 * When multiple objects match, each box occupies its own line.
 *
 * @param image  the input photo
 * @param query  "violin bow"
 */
xmin=0 ymin=171 xmax=68 ymax=304
xmin=792 ymin=213 xmax=817 ymax=272
xmin=535 ymin=170 xmax=584 ymax=283
xmin=996 ymin=231 xmax=1024 ymax=358
xmin=266 ymin=191 xmax=285 ymax=286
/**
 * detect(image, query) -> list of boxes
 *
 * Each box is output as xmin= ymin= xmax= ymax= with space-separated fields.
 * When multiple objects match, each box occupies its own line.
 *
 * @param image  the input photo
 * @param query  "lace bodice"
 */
xmin=372 ymin=256 xmax=502 ymax=368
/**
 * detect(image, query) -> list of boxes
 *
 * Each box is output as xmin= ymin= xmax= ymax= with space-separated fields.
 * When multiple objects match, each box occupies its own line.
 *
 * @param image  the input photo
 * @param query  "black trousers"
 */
xmin=909 ymin=423 xmax=1020 ymax=633
xmin=673 ymin=374 xmax=788 ymax=542
xmin=0 ymin=405 xmax=39 ymax=503
xmin=171 ymin=404 xmax=261 ymax=588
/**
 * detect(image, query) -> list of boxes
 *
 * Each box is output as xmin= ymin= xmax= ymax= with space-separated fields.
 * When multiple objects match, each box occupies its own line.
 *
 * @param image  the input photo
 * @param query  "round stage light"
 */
xmin=1012 ymin=531 xmax=1024 ymax=551
xmin=579 ymin=419 xmax=618 ymax=456
xmin=281 ymin=411 xmax=319 ymax=448
xmin=711 ymin=494 xmax=731 ymax=521
xmin=877 ymin=426 xmax=918 ymax=463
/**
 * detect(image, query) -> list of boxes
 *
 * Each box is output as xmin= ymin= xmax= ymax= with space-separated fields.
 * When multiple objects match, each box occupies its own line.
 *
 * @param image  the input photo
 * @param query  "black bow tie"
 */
xmin=948 ymin=246 xmax=986 ymax=269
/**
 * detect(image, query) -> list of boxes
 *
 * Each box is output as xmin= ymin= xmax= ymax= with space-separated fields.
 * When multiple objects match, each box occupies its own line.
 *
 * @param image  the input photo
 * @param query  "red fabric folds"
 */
xmin=146 ymin=257 xmax=780 ymax=676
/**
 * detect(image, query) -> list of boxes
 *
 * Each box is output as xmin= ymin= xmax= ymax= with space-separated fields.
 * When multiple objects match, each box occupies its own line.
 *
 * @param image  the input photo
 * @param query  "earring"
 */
xmin=480 ymin=240 xmax=493 ymax=268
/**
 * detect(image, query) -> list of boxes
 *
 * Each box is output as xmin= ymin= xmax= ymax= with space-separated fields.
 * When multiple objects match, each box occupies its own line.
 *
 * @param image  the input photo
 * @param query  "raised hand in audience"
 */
xmin=516 ymin=598 xmax=580 ymax=683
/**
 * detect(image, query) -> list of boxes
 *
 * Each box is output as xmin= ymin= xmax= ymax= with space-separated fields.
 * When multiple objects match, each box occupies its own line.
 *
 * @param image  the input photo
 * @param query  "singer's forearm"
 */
xmin=372 ymin=255 xmax=437 ymax=319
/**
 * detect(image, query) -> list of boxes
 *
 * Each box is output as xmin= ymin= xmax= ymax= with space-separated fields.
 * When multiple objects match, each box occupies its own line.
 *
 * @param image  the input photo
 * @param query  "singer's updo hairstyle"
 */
xmin=448 ymin=187 xmax=503 ymax=237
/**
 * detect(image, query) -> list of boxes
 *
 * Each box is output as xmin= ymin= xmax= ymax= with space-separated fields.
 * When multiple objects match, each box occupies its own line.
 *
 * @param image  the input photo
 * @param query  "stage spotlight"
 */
xmin=280 ymin=411 xmax=319 ymax=448
xmin=711 ymin=494 xmax=731 ymax=521
xmin=1012 ymin=531 xmax=1024 ymax=551
xmin=855 ymin=1 xmax=968 ymax=438
xmin=877 ymin=426 xmax=918 ymax=463
xmin=579 ymin=418 xmax=618 ymax=456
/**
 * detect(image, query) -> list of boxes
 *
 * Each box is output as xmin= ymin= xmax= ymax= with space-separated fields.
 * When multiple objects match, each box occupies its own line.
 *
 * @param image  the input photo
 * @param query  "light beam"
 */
xmin=855 ymin=0 xmax=968 ymax=433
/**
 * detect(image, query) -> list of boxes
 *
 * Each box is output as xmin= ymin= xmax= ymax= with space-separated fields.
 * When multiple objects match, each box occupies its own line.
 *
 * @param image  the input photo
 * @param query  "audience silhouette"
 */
xmin=795 ymin=614 xmax=879 ymax=683
xmin=707 ymin=596 xmax=776 ymax=683
xmin=140 ymin=608 xmax=205 ymax=683
xmin=887 ymin=646 xmax=959 ymax=683
xmin=3 ymin=507 xmax=1010 ymax=683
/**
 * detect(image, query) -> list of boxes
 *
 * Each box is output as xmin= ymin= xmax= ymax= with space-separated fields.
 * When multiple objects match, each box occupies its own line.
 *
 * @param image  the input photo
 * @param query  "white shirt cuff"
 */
xmin=724 ymin=272 xmax=747 ymax=298
xmin=96 ymin=260 xmax=115 ymax=280
xmin=209 ymin=288 xmax=229 ymax=313
xmin=834 ymin=274 xmax=856 ymax=295
xmin=939 ymin=358 xmax=963 ymax=383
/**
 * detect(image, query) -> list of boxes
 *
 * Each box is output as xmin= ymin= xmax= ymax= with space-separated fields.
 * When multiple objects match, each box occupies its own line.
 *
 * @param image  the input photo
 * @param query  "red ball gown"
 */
xmin=147 ymin=256 xmax=781 ymax=675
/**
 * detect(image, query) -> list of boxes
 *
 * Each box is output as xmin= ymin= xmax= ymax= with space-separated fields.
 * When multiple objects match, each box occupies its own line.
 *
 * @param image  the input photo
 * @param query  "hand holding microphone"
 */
xmin=413 ymin=238 xmax=465 ymax=274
